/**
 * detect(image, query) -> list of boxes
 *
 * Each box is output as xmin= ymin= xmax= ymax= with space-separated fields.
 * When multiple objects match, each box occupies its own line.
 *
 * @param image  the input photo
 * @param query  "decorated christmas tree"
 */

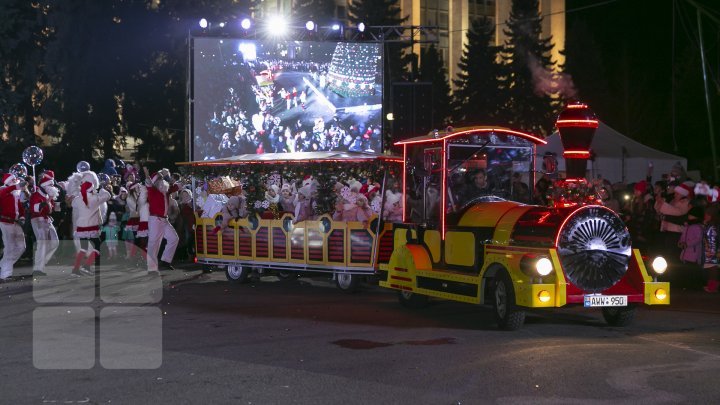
xmin=326 ymin=42 xmax=380 ymax=97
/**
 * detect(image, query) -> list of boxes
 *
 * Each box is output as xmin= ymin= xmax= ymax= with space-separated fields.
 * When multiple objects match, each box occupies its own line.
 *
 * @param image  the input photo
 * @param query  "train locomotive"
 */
xmin=377 ymin=103 xmax=669 ymax=329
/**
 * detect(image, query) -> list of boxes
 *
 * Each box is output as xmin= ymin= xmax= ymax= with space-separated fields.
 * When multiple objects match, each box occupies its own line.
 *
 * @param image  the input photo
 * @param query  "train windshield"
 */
xmin=447 ymin=144 xmax=534 ymax=211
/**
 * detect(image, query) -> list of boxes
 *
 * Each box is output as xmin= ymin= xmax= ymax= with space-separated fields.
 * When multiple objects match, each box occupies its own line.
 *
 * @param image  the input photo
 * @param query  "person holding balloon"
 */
xmin=29 ymin=170 xmax=60 ymax=277
xmin=0 ymin=170 xmax=29 ymax=282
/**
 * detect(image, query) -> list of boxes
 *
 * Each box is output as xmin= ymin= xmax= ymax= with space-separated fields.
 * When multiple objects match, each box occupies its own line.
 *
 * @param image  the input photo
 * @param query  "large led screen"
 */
xmin=192 ymin=38 xmax=383 ymax=161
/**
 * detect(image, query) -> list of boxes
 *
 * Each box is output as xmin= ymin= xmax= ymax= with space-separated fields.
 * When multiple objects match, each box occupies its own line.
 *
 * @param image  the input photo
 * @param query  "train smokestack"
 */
xmin=556 ymin=102 xmax=599 ymax=179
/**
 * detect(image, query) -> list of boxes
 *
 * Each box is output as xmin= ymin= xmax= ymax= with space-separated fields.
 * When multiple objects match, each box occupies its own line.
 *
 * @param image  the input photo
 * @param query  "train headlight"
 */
xmin=521 ymin=255 xmax=554 ymax=278
xmin=536 ymin=257 xmax=553 ymax=276
xmin=651 ymin=256 xmax=668 ymax=275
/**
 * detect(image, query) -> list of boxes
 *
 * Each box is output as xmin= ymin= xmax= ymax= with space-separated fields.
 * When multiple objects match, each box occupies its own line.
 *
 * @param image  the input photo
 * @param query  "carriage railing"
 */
xmin=195 ymin=213 xmax=396 ymax=271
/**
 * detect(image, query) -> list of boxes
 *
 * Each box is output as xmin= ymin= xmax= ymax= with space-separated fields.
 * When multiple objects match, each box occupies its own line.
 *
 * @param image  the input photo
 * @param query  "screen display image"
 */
xmin=192 ymin=38 xmax=383 ymax=161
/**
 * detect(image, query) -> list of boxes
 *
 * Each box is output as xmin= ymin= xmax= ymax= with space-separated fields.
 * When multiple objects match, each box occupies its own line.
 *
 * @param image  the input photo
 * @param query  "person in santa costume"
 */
xmin=125 ymin=180 xmax=149 ymax=264
xmin=29 ymin=170 xmax=60 ymax=276
xmin=144 ymin=168 xmax=180 ymax=273
xmin=70 ymin=171 xmax=112 ymax=276
xmin=0 ymin=173 xmax=29 ymax=282
xmin=655 ymin=180 xmax=694 ymax=264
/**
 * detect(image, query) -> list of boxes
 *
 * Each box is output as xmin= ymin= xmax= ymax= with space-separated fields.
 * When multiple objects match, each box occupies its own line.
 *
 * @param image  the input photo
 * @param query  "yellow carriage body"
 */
xmin=194 ymin=213 xmax=390 ymax=274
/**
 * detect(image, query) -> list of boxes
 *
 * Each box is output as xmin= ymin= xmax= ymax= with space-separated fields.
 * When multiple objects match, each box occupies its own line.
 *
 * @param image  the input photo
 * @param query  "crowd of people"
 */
xmin=197 ymin=54 xmax=381 ymax=160
xmin=0 ymin=157 xmax=406 ymax=283
xmin=2 ymin=156 xmax=720 ymax=293
xmin=0 ymin=159 xmax=196 ymax=283
xmin=529 ymin=162 xmax=719 ymax=293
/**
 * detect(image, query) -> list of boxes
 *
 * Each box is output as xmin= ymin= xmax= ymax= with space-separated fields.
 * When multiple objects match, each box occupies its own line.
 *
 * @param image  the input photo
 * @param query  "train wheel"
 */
xmin=226 ymin=265 xmax=250 ymax=284
xmin=335 ymin=273 xmax=360 ymax=293
xmin=493 ymin=272 xmax=525 ymax=331
xmin=397 ymin=290 xmax=430 ymax=309
xmin=601 ymin=305 xmax=636 ymax=326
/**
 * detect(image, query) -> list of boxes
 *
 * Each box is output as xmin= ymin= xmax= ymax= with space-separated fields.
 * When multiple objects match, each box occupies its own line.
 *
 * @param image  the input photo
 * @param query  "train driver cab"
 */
xmin=397 ymin=127 xmax=545 ymax=230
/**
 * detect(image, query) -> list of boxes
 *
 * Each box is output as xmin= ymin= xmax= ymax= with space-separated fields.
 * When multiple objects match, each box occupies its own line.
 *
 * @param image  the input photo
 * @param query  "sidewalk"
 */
xmin=0 ymin=258 xmax=204 ymax=292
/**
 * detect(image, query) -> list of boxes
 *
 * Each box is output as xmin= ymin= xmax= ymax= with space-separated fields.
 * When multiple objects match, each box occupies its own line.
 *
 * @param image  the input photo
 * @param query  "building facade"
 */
xmin=258 ymin=0 xmax=565 ymax=88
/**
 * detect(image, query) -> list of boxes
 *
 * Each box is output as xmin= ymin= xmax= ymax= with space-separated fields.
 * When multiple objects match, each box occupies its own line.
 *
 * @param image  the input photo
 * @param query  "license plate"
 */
xmin=583 ymin=295 xmax=627 ymax=307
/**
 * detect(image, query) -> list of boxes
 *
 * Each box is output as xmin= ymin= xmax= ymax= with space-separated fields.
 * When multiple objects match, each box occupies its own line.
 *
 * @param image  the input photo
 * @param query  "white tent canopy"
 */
xmin=536 ymin=121 xmax=687 ymax=184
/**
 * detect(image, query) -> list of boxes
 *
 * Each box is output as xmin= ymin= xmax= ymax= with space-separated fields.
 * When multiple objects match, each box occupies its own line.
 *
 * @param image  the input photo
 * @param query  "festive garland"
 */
xmin=180 ymin=160 xmax=400 ymax=217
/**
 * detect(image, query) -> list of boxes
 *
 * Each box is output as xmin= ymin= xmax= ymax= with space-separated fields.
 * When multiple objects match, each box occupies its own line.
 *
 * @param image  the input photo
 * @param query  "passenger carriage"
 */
xmin=180 ymin=151 xmax=403 ymax=292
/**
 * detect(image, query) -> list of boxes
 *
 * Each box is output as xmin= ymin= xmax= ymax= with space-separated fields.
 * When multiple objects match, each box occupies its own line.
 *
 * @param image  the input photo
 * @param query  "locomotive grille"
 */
xmin=556 ymin=206 xmax=632 ymax=293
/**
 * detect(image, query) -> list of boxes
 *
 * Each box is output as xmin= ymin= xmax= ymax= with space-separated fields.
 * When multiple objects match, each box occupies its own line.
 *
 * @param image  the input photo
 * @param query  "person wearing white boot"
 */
xmin=144 ymin=168 xmax=180 ymax=274
xmin=30 ymin=170 xmax=60 ymax=277
xmin=0 ymin=173 xmax=28 ymax=283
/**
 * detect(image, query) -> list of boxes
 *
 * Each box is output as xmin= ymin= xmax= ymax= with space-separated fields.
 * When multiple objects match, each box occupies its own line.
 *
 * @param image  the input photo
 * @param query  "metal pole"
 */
xmin=697 ymin=9 xmax=719 ymax=181
xmin=370 ymin=169 xmax=388 ymax=268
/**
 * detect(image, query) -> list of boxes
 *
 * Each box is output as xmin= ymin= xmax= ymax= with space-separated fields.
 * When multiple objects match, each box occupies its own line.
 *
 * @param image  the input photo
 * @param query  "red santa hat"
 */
xmin=81 ymin=171 xmax=99 ymax=189
xmin=2 ymin=173 xmax=18 ymax=186
xmin=674 ymin=181 xmax=695 ymax=198
xmin=633 ymin=180 xmax=647 ymax=194
xmin=710 ymin=187 xmax=720 ymax=203
xmin=80 ymin=182 xmax=93 ymax=206
xmin=39 ymin=170 xmax=55 ymax=188
xmin=150 ymin=172 xmax=162 ymax=183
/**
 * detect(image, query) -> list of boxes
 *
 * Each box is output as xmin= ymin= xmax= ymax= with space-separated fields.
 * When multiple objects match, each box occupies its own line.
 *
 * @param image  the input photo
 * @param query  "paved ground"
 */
xmin=1 ymin=263 xmax=719 ymax=404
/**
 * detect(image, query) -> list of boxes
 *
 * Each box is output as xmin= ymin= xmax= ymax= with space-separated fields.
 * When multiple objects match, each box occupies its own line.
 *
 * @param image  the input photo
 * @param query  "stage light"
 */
xmin=199 ymin=18 xmax=208 ymax=29
xmin=358 ymin=22 xmax=366 ymax=32
xmin=241 ymin=18 xmax=252 ymax=30
xmin=306 ymin=20 xmax=315 ymax=31
xmin=218 ymin=22 xmax=225 ymax=28
xmin=332 ymin=23 xmax=341 ymax=31
xmin=268 ymin=15 xmax=287 ymax=36
xmin=386 ymin=113 xmax=394 ymax=121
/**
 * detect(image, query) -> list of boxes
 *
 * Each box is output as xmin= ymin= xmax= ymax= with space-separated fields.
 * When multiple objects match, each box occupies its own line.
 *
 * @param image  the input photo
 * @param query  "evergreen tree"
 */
xmin=498 ymin=0 xmax=562 ymax=136
xmin=419 ymin=44 xmax=452 ymax=127
xmin=0 ymin=0 xmax=50 ymax=165
xmin=41 ymin=0 xmax=143 ymax=170
xmin=452 ymin=17 xmax=502 ymax=126
xmin=292 ymin=0 xmax=337 ymax=28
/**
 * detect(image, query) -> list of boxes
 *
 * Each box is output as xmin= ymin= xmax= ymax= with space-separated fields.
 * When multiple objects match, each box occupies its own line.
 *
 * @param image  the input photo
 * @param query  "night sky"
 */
xmin=565 ymin=0 xmax=720 ymax=177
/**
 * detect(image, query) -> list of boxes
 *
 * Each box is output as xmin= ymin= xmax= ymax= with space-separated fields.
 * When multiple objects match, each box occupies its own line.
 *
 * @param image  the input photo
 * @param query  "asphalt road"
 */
xmin=1 ymin=264 xmax=719 ymax=404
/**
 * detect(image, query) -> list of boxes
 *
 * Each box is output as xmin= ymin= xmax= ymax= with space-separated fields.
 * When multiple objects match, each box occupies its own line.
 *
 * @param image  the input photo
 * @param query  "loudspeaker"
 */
xmin=391 ymin=82 xmax=434 ymax=148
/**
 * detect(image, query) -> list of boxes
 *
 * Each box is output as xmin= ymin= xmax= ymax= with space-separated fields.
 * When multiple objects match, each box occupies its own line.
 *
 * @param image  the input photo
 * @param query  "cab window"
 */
xmin=406 ymin=147 xmax=442 ymax=227
xmin=447 ymin=144 xmax=533 ymax=211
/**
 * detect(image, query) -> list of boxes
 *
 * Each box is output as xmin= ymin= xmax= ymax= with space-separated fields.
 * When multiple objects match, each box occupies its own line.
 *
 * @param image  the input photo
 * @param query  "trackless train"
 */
xmin=184 ymin=104 xmax=670 ymax=329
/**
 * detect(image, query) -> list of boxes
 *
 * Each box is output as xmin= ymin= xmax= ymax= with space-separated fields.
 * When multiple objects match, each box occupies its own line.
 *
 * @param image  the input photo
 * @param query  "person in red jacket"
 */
xmin=0 ymin=173 xmax=29 ymax=282
xmin=30 ymin=170 xmax=60 ymax=276
xmin=144 ymin=168 xmax=180 ymax=273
